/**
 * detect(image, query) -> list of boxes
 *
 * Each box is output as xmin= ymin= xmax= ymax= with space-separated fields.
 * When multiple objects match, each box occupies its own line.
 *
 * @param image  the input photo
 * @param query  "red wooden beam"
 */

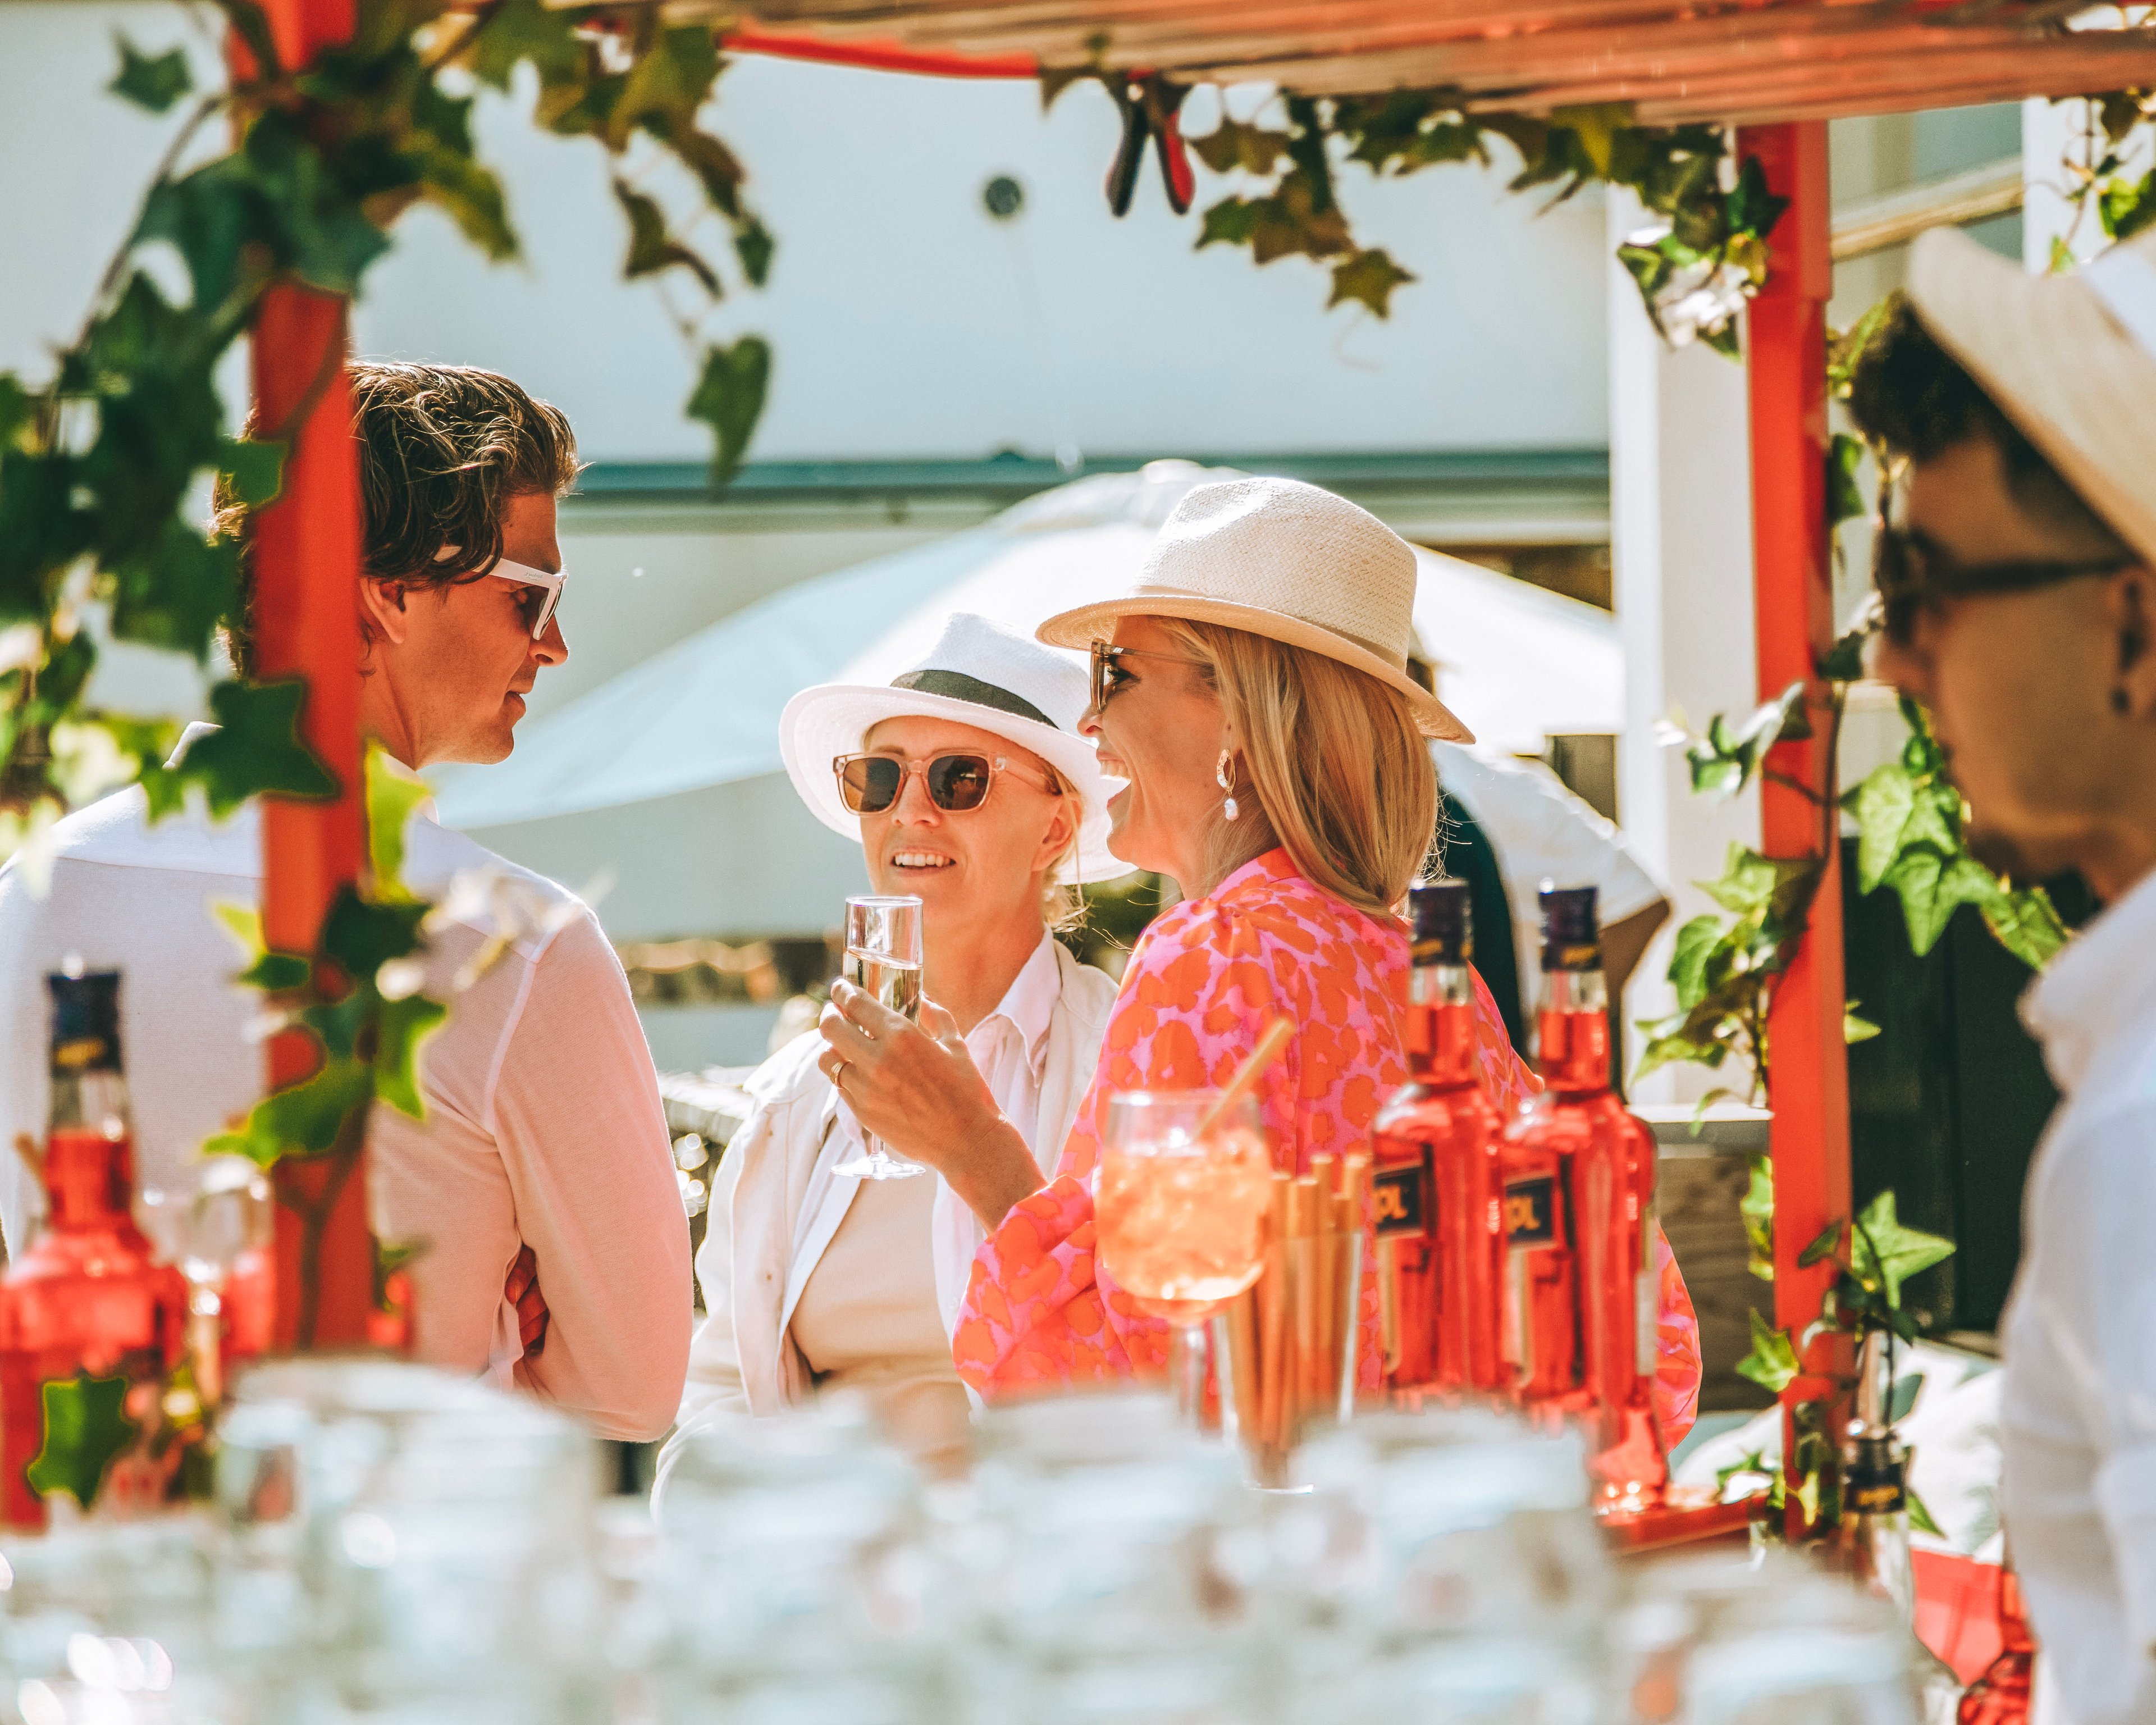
xmin=250 ymin=0 xmax=375 ymax=1353
xmin=721 ymin=24 xmax=1036 ymax=77
xmin=1740 ymin=119 xmax=1852 ymax=1525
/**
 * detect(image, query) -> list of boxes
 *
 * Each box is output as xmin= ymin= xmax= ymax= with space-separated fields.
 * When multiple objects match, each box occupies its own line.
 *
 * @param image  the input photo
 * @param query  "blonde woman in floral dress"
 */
xmin=820 ymin=478 xmax=1703 ymax=1439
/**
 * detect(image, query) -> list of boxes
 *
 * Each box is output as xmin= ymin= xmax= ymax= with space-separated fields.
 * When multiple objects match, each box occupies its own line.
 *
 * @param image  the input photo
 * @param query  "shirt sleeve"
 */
xmin=1441 ymin=745 xmax=1666 ymax=925
xmin=488 ymin=911 xmax=692 ymax=1440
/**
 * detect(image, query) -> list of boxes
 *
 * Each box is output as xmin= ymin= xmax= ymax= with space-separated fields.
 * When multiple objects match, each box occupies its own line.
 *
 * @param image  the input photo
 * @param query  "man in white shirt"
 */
xmin=0 ymin=363 xmax=688 ymax=1440
xmin=1851 ymin=227 xmax=2156 ymax=1723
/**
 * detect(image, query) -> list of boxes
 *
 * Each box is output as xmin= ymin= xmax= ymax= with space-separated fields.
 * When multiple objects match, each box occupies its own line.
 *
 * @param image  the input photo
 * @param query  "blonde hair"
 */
xmin=1158 ymin=619 xmax=1436 ymax=916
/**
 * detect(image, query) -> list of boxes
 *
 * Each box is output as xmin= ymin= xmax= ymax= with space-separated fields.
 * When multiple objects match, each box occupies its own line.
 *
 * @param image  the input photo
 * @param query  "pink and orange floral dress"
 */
xmin=951 ymin=848 xmax=1702 ymax=1445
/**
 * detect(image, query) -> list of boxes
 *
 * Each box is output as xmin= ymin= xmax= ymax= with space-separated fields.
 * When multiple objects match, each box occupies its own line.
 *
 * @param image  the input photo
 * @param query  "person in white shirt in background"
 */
xmin=0 ymin=363 xmax=689 ymax=1441
xmin=1851 ymin=227 xmax=2156 ymax=1725
xmin=1403 ymin=650 xmax=1671 ymax=1055
xmin=656 ymin=614 xmax=1125 ymax=1489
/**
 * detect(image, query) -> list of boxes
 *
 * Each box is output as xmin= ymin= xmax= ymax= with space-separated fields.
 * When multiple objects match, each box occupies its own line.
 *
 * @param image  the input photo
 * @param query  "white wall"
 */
xmin=2 ymin=2 xmax=1611 ymax=468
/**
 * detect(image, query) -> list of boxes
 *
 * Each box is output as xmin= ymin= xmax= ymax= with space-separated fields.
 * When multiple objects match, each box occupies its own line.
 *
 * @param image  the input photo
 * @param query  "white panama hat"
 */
xmin=1909 ymin=223 xmax=2156 ymax=570
xmin=779 ymin=611 xmax=1136 ymax=886
xmin=1036 ymin=475 xmax=1473 ymax=742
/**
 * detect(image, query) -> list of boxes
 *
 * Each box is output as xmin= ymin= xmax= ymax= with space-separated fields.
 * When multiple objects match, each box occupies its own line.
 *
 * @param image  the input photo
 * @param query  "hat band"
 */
xmin=889 ymin=668 xmax=1057 ymax=730
xmin=1130 ymin=582 xmax=1404 ymax=667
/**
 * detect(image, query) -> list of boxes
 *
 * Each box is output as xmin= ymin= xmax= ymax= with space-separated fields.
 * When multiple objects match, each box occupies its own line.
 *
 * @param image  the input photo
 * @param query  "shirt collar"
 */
xmin=971 ymin=929 xmax=1061 ymax=1078
xmin=2022 ymin=862 xmax=2156 ymax=1094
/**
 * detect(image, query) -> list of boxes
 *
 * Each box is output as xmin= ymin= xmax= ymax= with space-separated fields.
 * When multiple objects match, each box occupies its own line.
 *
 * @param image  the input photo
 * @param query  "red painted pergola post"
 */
xmin=250 ymin=0 xmax=375 ymax=1351
xmin=1741 ymin=120 xmax=1854 ymax=1516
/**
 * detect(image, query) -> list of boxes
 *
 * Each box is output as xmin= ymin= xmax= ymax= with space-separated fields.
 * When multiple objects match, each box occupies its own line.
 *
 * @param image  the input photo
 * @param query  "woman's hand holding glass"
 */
xmin=816 ymin=983 xmax=1048 ymax=1227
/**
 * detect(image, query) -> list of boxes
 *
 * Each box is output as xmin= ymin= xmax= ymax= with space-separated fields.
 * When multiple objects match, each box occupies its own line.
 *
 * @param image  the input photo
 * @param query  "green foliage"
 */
xmin=111 ymin=38 xmax=194 ymax=114
xmin=1169 ymin=89 xmax=1780 ymax=338
xmin=1735 ymin=1306 xmax=1801 ymax=1394
xmin=1843 ymin=696 xmax=2067 ymax=966
xmin=0 ymin=0 xmax=771 ymax=858
xmin=204 ymin=743 xmax=448 ymax=1174
xmin=688 ymin=336 xmax=771 ymax=487
xmin=26 ymin=1372 xmax=139 ymax=1509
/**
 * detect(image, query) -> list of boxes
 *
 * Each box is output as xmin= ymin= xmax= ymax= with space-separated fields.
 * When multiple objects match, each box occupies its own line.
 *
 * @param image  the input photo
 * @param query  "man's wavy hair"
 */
xmin=220 ymin=362 xmax=579 ymax=673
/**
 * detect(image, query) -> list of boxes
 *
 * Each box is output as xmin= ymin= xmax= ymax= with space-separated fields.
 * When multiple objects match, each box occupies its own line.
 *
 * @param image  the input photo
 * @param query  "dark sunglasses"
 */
xmin=833 ymin=752 xmax=1055 ymax=815
xmin=1872 ymin=501 xmax=2131 ymax=649
xmin=1089 ymin=640 xmax=1209 ymax=711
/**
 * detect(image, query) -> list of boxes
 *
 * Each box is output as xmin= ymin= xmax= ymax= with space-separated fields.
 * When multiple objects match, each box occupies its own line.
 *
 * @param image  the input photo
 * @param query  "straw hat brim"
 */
xmin=778 ymin=683 xmax=1136 ymax=887
xmin=1910 ymin=227 xmax=2156 ymax=570
xmin=1038 ymin=592 xmax=1474 ymax=743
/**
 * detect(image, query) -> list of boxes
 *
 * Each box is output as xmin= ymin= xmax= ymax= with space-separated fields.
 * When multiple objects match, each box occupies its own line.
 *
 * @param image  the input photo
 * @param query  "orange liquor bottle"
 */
xmin=0 ymin=970 xmax=189 ymax=1528
xmin=1369 ymin=880 xmax=1506 ymax=1398
xmin=1501 ymin=886 xmax=1666 ymax=1514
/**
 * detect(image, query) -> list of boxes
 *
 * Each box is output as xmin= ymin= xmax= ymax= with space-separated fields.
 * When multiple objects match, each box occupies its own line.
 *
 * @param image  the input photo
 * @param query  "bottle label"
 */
xmin=1504 ymin=1176 xmax=1556 ymax=1245
xmin=1373 ymin=1163 xmax=1427 ymax=1238
xmin=1843 ymin=1458 xmax=1907 ymax=1516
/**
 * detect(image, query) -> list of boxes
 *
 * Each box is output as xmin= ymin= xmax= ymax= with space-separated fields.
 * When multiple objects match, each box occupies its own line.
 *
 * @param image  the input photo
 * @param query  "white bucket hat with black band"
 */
xmin=779 ymin=611 xmax=1135 ymax=886
xmin=1908 ymin=224 xmax=2156 ymax=570
xmin=1035 ymin=474 xmax=1473 ymax=742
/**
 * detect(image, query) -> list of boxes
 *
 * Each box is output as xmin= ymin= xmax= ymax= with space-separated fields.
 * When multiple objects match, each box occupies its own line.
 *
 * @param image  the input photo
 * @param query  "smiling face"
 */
xmin=1080 ymin=615 xmax=1230 ymax=888
xmin=1871 ymin=436 xmax=2145 ymax=886
xmin=856 ymin=714 xmax=1077 ymax=942
xmin=357 ymin=489 xmax=568 ymax=768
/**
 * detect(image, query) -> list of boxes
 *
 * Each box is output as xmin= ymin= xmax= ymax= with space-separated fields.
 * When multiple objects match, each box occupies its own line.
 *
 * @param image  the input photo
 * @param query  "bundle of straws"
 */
xmin=1223 ymin=1151 xmax=1369 ymax=1486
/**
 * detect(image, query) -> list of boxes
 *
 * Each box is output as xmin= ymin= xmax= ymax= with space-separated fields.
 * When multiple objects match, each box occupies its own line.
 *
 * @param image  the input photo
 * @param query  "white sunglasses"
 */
xmin=435 ymin=546 xmax=566 ymax=640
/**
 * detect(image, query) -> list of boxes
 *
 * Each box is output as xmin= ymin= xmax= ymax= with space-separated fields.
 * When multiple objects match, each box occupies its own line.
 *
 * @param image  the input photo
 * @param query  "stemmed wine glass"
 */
xmin=831 ymin=894 xmax=928 ymax=1181
xmin=1093 ymin=1090 xmax=1272 ymax=1427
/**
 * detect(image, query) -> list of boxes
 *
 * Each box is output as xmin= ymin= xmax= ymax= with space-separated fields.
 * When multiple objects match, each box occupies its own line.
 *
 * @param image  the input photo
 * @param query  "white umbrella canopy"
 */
xmin=433 ymin=459 xmax=1620 ymax=838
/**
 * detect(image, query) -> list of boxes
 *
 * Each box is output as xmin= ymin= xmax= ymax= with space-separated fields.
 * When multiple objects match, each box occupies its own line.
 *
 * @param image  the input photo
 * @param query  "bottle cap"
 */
xmin=1407 ymin=879 xmax=1473 ymax=965
xmin=1538 ymin=884 xmax=1602 ymax=972
xmin=48 ymin=970 xmax=122 ymax=1073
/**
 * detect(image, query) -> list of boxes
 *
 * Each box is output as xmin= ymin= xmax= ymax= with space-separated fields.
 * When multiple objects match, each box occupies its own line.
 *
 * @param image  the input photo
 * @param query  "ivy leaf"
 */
xmin=218 ymin=437 xmax=285 ymax=508
xmin=1907 ymin=1482 xmax=1945 ymax=1539
xmin=1820 ymin=626 xmax=1869 ymax=685
xmin=1983 ymin=884 xmax=2068 ymax=971
xmin=1826 ymin=432 xmax=1867 ymax=531
xmin=1735 ymin=1307 xmax=1801 ymax=1393
xmin=208 ymin=1054 xmax=373 ymax=1166
xmin=26 ymin=1373 xmax=139 ymax=1509
xmin=733 ymin=217 xmax=775 ymax=289
xmin=1198 ymin=195 xmax=1264 ymax=248
xmin=374 ymin=993 xmax=447 ymax=1117
xmin=1828 ymin=296 xmax=1895 ymax=398
xmin=1667 ymin=913 xmax=1722 ymax=1011
xmin=414 ymin=146 xmax=517 ymax=263
xmin=141 ymin=678 xmax=339 ymax=820
xmin=1849 ymin=1189 xmax=1954 ymax=1309
xmin=1844 ymin=1002 xmax=1881 ymax=1044
xmin=687 ymin=336 xmax=770 ymax=488
xmin=1740 ymin=1152 xmax=1774 ymax=1281
xmin=319 ymin=890 xmax=428 ymax=983
xmin=1189 ymin=117 xmax=1295 ymax=176
xmin=1328 ymin=248 xmax=1415 ymax=318
xmin=110 ymin=37 xmax=193 ymax=114
xmin=613 ymin=181 xmax=721 ymax=296
xmin=365 ymin=744 xmax=432 ymax=901
xmin=1726 ymin=153 xmax=1789 ymax=242
xmin=1549 ymin=102 xmax=1632 ymax=176
xmin=108 ymin=521 xmax=239 ymax=660
xmin=1797 ymin=1219 xmax=1844 ymax=1270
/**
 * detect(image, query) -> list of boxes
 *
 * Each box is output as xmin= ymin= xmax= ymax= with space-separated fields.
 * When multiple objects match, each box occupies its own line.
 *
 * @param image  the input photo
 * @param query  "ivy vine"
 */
xmin=0 ymin=0 xmax=773 ymax=868
xmin=1154 ymin=88 xmax=1788 ymax=352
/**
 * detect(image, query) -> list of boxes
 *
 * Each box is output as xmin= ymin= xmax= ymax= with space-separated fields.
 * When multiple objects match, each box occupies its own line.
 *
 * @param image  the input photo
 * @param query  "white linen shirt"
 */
xmin=0 ymin=752 xmax=690 ymax=1440
xmin=2006 ymin=862 xmax=2156 ymax=1725
xmin=661 ymin=933 xmax=1116 ymax=1487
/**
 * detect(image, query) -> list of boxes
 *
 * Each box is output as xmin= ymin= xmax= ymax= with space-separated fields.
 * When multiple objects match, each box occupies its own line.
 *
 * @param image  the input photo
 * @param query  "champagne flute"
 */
xmin=831 ymin=895 xmax=928 ymax=1181
xmin=1093 ymin=1090 xmax=1272 ymax=1427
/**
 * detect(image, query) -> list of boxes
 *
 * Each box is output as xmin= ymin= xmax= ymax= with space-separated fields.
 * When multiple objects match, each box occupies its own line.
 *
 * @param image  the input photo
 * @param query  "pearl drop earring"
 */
xmin=1216 ymin=749 xmax=1240 ymax=821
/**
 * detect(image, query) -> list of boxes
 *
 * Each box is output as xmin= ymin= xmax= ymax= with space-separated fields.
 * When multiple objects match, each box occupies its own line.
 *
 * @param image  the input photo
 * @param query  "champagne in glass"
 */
xmin=1094 ymin=1090 xmax=1272 ymax=1426
xmin=832 ymin=895 xmax=929 ymax=1181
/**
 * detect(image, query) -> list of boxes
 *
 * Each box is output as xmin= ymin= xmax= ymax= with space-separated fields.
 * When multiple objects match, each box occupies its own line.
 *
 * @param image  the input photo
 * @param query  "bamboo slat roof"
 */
xmin=700 ymin=0 xmax=2156 ymax=124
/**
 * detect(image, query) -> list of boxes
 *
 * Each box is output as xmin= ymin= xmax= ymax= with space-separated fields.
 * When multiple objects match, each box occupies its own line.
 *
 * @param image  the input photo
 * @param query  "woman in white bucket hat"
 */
xmin=657 ymin=614 xmax=1126 ymax=1482
xmin=824 ymin=478 xmax=1701 ymax=1430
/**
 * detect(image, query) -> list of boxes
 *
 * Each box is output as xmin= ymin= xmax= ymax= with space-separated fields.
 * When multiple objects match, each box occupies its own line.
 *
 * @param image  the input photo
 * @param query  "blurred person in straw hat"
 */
xmin=1849 ymin=226 xmax=2156 ymax=1725
xmin=656 ymin=614 xmax=1127 ymax=1484
xmin=819 ymin=477 xmax=1701 ymax=1435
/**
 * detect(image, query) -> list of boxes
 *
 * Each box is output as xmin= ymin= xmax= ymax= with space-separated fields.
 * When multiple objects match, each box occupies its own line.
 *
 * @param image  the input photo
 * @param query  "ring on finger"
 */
xmin=830 ymin=1057 xmax=849 ymax=1091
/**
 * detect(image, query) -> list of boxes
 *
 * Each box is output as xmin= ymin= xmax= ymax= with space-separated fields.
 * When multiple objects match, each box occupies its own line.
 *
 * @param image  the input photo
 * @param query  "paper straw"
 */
xmin=1195 ymin=1017 xmax=1295 ymax=1142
